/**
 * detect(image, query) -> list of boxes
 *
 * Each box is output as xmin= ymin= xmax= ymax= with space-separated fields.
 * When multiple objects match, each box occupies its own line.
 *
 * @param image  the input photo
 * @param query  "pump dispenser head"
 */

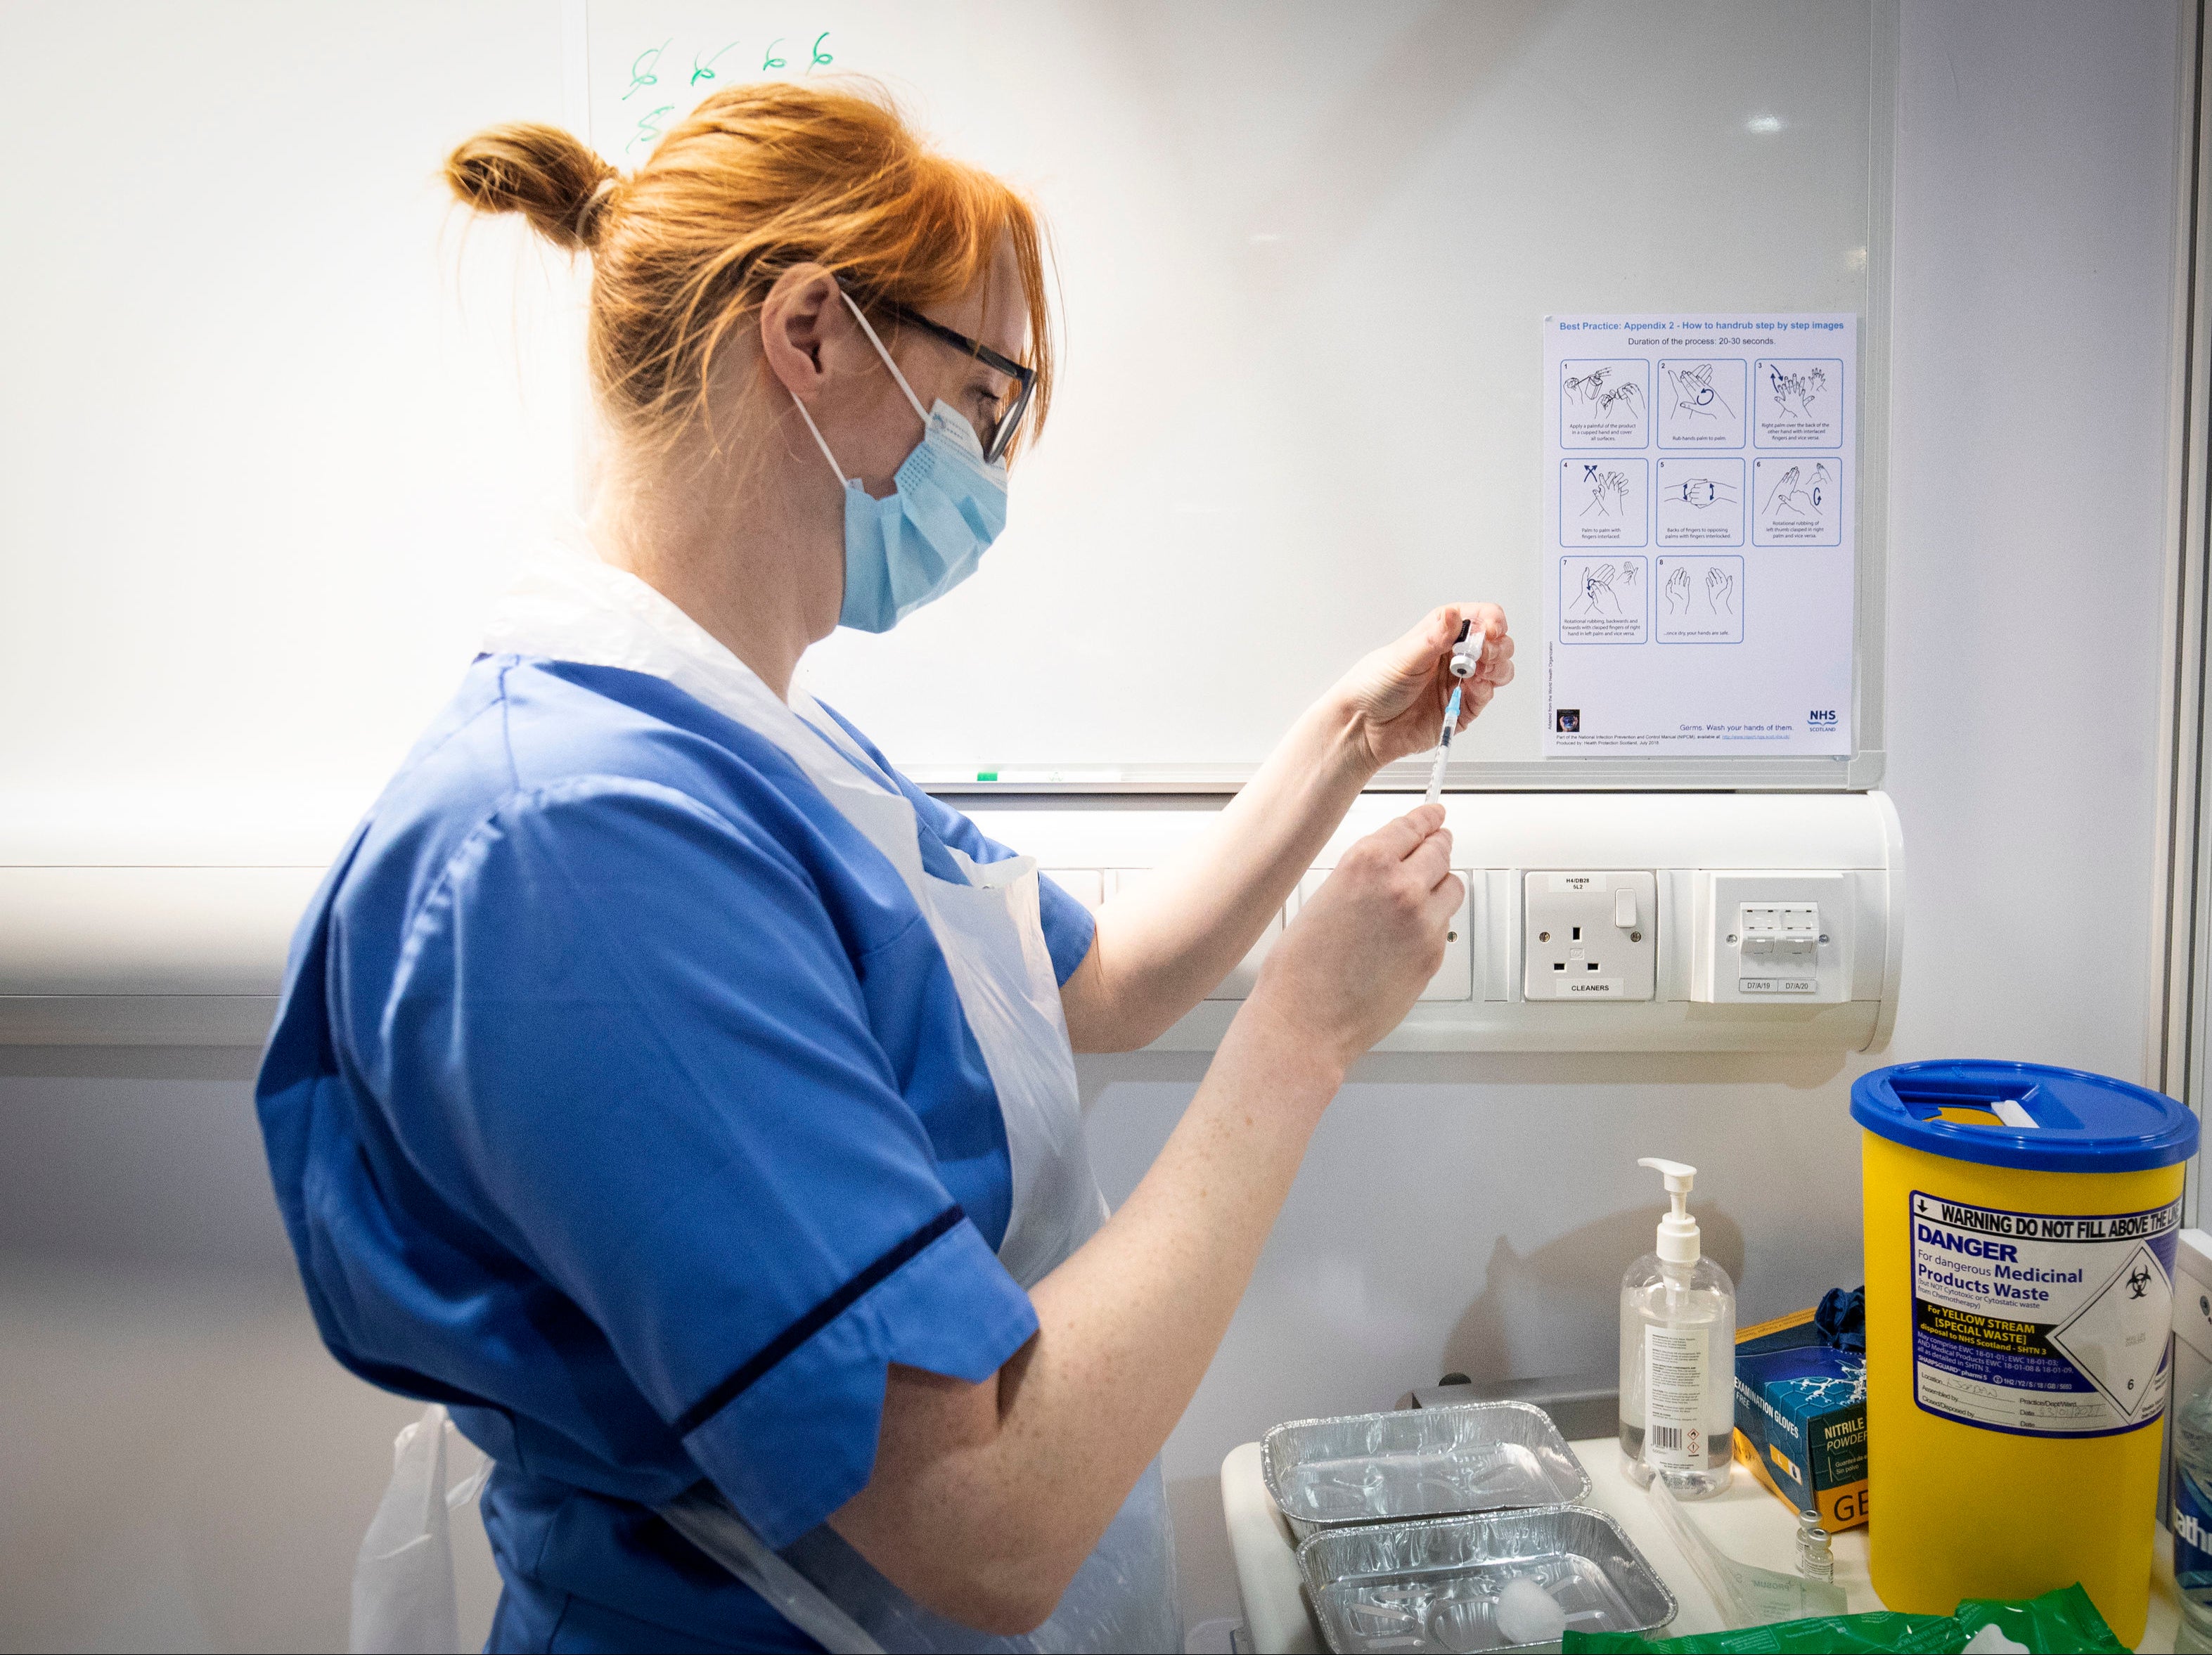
xmin=1638 ymin=1157 xmax=1701 ymax=1266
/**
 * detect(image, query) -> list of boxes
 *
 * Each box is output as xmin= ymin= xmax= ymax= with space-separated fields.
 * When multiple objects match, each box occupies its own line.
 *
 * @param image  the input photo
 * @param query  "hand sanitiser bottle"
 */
xmin=2174 ymin=1365 xmax=2212 ymax=1637
xmin=1619 ymin=1157 xmax=1736 ymax=1498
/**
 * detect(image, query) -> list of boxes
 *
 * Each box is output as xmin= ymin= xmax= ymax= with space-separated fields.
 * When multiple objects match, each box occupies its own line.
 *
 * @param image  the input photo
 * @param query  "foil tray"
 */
xmin=1261 ymin=1402 xmax=1590 ymax=1539
xmin=1297 ymin=1503 xmax=1678 ymax=1654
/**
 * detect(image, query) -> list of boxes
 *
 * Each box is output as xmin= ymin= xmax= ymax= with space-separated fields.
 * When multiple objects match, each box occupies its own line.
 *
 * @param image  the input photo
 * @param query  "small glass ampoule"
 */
xmin=1796 ymin=1509 xmax=1834 ymax=1582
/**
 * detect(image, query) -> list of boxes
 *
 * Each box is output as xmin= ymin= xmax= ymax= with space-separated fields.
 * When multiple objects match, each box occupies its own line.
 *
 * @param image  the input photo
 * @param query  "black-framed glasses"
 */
xmin=875 ymin=302 xmax=1039 ymax=465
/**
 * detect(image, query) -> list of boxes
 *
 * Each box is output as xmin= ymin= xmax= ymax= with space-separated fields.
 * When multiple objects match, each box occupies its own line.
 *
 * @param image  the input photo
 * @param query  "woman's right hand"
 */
xmin=1249 ymin=804 xmax=1463 ymax=1071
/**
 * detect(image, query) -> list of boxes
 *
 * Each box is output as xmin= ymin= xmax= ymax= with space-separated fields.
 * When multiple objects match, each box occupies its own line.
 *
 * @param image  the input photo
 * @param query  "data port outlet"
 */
xmin=1690 ymin=871 xmax=1857 ymax=1003
xmin=1523 ymin=870 xmax=1657 ymax=1000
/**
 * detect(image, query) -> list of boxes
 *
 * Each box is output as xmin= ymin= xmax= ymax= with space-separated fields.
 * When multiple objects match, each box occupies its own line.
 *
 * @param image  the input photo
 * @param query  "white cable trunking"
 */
xmin=975 ymin=790 xmax=1903 ymax=1055
xmin=0 ymin=791 xmax=1898 ymax=1051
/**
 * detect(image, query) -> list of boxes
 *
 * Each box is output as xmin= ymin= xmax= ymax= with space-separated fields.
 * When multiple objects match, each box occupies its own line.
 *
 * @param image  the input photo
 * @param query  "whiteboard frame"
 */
xmin=899 ymin=1 xmax=1900 ymax=799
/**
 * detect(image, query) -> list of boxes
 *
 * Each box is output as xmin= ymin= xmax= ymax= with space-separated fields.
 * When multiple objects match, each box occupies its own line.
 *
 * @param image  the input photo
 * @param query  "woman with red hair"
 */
xmin=257 ymin=82 xmax=1513 ymax=1652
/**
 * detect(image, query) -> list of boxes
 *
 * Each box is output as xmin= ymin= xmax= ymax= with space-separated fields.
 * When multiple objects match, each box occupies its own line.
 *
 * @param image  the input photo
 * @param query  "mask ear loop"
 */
xmin=787 ymin=394 xmax=852 ymax=487
xmin=786 ymin=283 xmax=933 ymax=485
xmin=839 ymin=289 xmax=931 ymax=426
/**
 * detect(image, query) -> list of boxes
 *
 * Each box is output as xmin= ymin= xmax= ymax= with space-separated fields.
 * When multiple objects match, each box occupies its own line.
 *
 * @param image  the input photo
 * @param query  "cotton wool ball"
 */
xmin=1493 ymin=1575 xmax=1567 ymax=1644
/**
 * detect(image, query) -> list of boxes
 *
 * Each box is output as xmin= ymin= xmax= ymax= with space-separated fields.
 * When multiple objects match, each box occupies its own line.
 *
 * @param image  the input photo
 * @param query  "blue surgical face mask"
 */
xmin=791 ymin=292 xmax=1010 ymax=633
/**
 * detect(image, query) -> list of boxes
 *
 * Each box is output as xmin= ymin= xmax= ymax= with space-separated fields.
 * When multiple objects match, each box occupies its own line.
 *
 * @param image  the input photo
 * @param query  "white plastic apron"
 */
xmin=348 ymin=534 xmax=1176 ymax=1654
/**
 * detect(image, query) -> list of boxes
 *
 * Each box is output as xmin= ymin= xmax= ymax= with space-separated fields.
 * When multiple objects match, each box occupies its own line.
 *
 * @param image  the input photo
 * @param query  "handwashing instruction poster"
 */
xmin=1541 ymin=314 xmax=1856 ymax=756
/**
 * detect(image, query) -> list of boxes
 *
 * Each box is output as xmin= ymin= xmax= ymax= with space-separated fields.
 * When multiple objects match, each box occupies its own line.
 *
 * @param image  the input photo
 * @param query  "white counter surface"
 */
xmin=1220 ymin=1435 xmax=2184 ymax=1652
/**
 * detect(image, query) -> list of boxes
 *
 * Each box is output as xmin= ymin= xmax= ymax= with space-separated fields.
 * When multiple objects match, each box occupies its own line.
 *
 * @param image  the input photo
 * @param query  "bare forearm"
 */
xmin=1072 ymin=698 xmax=1374 ymax=1047
xmin=833 ymin=1001 xmax=1341 ymax=1625
xmin=835 ymin=801 xmax=1467 ymax=1631
xmin=1016 ymin=998 xmax=1337 ymax=1489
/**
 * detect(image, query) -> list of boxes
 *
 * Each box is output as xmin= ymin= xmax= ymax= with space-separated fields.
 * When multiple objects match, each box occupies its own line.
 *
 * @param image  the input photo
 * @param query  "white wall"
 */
xmin=0 ymin=2 xmax=2187 ymax=1647
xmin=1081 ymin=0 xmax=2191 ymax=1626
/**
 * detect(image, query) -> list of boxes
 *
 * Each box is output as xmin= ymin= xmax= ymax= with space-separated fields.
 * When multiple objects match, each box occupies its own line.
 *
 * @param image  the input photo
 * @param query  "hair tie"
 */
xmin=574 ymin=176 xmax=619 ymax=245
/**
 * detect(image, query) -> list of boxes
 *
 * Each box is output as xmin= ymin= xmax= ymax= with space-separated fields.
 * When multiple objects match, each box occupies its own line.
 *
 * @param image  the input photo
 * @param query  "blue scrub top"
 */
xmin=255 ymin=655 xmax=1097 ymax=1653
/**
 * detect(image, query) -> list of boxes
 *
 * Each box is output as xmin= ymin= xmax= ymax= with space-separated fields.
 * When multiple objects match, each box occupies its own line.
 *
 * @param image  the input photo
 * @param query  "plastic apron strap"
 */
xmin=660 ymin=1489 xmax=886 ymax=1655
xmin=783 ymin=690 xmax=1100 ymax=1266
xmin=350 ymin=1403 xmax=487 ymax=1655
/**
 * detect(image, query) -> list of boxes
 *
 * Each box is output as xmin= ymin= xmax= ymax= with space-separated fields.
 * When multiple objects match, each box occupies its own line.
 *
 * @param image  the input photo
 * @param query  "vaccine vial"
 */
xmin=1796 ymin=1509 xmax=1834 ymax=1583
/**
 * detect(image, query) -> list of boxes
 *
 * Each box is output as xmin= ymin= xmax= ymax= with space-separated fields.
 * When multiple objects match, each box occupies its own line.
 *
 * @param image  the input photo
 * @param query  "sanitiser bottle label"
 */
xmin=1645 ymin=1325 xmax=1709 ymax=1469
xmin=2178 ymin=1472 xmax=2212 ymax=1598
xmin=1909 ymin=1189 xmax=2179 ymax=1436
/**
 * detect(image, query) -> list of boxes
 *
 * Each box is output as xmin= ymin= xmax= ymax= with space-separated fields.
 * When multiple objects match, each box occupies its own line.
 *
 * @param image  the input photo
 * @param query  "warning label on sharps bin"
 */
xmin=1910 ymin=1190 xmax=2179 ymax=1436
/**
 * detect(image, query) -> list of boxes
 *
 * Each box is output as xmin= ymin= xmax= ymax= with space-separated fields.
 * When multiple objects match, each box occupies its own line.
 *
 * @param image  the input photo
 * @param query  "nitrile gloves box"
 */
xmin=1732 ymin=1301 xmax=1870 ymax=1531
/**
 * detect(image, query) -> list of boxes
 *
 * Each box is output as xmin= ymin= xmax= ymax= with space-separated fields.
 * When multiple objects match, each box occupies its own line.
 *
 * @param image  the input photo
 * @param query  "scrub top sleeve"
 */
xmin=809 ymin=702 xmax=1098 ymax=986
xmin=382 ymin=777 xmax=1039 ymax=1547
xmin=1030 ymin=872 xmax=1098 ymax=986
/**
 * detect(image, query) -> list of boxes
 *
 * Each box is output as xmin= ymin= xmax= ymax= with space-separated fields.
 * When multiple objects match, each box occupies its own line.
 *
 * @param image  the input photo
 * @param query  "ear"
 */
xmin=759 ymin=263 xmax=842 ymax=400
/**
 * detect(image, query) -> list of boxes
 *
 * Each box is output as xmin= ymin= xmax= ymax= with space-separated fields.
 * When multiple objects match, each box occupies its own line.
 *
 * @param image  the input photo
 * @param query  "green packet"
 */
xmin=1562 ymin=1581 xmax=2125 ymax=1654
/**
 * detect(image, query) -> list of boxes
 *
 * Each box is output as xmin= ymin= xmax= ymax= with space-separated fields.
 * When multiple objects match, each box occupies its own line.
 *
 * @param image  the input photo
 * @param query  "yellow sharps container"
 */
xmin=1854 ymin=1060 xmax=2198 ymax=1645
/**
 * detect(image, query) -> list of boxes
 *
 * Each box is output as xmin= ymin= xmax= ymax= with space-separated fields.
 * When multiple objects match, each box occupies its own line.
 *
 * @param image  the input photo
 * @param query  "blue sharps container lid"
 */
xmin=1851 ymin=1060 xmax=2197 ymax=1173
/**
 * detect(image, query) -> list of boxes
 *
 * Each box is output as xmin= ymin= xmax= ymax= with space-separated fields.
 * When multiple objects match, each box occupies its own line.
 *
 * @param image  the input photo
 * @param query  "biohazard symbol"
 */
xmin=2128 ymin=1264 xmax=2154 ymax=1300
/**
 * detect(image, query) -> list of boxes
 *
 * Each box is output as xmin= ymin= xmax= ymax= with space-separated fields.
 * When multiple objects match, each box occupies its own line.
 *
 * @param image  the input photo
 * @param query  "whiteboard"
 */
xmin=587 ymin=0 xmax=1893 ymax=790
xmin=0 ymin=1 xmax=576 ymax=849
xmin=0 ymin=2 xmax=1891 ymax=854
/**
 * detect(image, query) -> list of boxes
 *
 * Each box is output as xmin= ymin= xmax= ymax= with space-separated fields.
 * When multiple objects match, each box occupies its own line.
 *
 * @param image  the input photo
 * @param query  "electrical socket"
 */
xmin=1522 ymin=870 xmax=1657 ymax=1000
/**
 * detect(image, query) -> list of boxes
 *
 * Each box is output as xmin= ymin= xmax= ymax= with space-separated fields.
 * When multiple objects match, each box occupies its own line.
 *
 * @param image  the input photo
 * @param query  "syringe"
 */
xmin=1422 ymin=620 xmax=1484 ymax=806
xmin=1422 ymin=686 xmax=1462 ymax=805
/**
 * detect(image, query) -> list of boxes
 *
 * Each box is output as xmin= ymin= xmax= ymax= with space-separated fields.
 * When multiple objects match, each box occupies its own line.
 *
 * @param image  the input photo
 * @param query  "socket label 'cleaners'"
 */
xmin=1909 ymin=1190 xmax=2179 ymax=1436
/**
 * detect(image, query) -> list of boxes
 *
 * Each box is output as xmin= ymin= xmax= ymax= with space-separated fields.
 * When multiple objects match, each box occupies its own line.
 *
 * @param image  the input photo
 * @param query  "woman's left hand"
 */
xmin=1331 ymin=604 xmax=1515 ymax=773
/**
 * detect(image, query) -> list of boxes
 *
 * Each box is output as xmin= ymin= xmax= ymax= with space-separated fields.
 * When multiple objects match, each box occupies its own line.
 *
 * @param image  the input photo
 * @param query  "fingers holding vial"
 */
xmin=1446 ymin=608 xmax=1515 ymax=726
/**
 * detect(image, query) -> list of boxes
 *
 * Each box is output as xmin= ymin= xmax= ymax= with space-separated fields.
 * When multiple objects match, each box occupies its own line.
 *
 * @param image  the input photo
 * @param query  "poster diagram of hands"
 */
xmin=1657 ymin=556 xmax=1743 ymax=643
xmin=1559 ymin=360 xmax=1650 ymax=447
xmin=1560 ymin=556 xmax=1647 ymax=644
xmin=1583 ymin=468 xmax=1632 ymax=517
xmin=1656 ymin=457 xmax=1743 ymax=545
xmin=1666 ymin=363 xmax=1733 ymax=420
xmin=1560 ymin=458 xmax=1648 ymax=546
xmin=1657 ymin=358 xmax=1746 ymax=447
xmin=1768 ymin=364 xmax=1824 ymax=416
xmin=1567 ymin=367 xmax=1645 ymax=422
xmin=1753 ymin=356 xmax=1843 ymax=446
xmin=1572 ymin=558 xmax=1640 ymax=616
xmin=1753 ymin=456 xmax=1841 ymax=545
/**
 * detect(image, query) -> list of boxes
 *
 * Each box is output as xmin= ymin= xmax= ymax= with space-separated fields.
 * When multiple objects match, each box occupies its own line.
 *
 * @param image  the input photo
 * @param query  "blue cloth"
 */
xmin=255 ymin=655 xmax=1097 ymax=1652
xmin=1815 ymin=1286 xmax=1867 ymax=1353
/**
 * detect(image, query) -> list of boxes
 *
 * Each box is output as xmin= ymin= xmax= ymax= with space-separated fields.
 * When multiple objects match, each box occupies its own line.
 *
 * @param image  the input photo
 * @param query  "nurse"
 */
xmin=257 ymin=82 xmax=1515 ymax=1654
